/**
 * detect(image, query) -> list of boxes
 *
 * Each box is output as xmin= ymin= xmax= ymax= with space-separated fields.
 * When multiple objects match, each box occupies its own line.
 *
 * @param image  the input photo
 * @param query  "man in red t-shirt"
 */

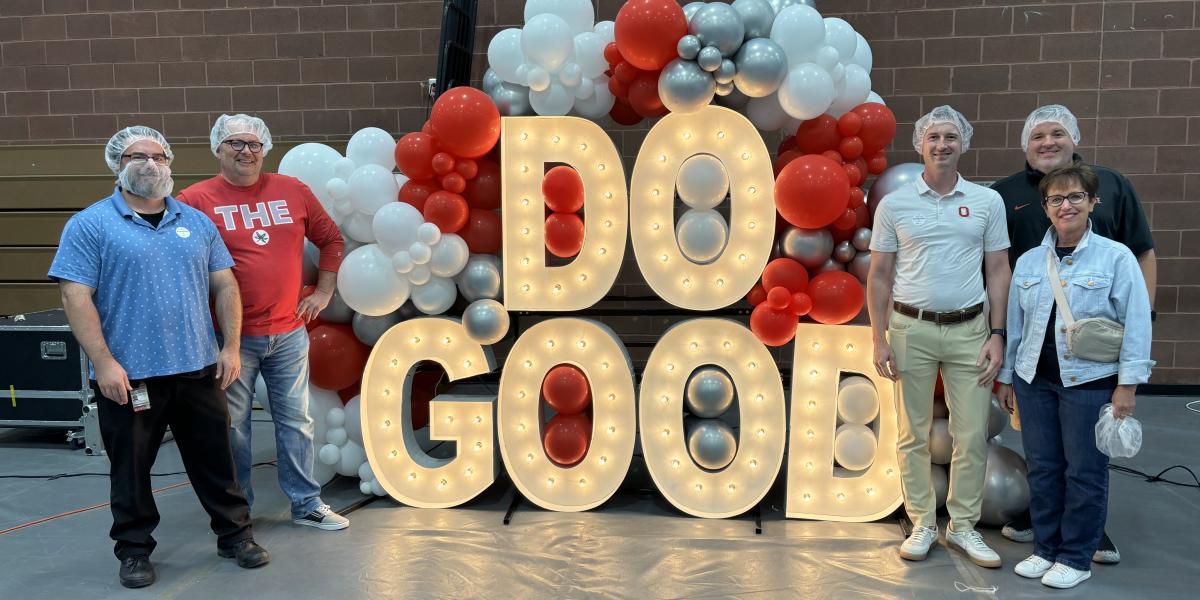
xmin=178 ymin=114 xmax=348 ymax=531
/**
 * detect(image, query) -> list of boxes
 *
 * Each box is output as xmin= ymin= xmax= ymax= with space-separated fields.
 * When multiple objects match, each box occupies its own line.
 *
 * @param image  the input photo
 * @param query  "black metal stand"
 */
xmin=336 ymin=493 xmax=381 ymax=516
xmin=897 ymin=513 xmax=913 ymax=538
xmin=502 ymin=484 xmax=523 ymax=525
xmin=754 ymin=501 xmax=764 ymax=535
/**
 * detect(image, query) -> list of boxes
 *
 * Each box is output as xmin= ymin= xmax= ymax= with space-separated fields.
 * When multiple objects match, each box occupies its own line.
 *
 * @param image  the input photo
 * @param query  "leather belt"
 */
xmin=893 ymin=301 xmax=983 ymax=325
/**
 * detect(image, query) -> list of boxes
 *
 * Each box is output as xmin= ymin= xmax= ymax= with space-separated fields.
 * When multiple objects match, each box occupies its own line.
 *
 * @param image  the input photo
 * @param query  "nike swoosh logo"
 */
xmin=1014 ymin=203 xmax=1030 ymax=210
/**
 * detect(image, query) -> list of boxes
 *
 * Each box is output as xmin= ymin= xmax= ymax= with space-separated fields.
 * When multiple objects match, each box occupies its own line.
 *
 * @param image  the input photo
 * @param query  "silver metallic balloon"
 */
xmin=482 ymin=68 xmax=502 ymax=94
xmin=352 ymin=310 xmax=405 ymax=346
xmin=318 ymin=288 xmax=354 ymax=323
xmin=833 ymin=423 xmax=877 ymax=471
xmin=867 ymin=163 xmax=924 ymax=219
xmin=462 ymin=299 xmax=509 ymax=345
xmin=813 ymin=258 xmax=846 ymax=275
xmin=685 ymin=367 xmax=735 ymax=418
xmin=848 ymin=250 xmax=871 ymax=283
xmin=732 ymin=0 xmax=775 ymax=39
xmin=489 ymin=81 xmax=533 ymax=116
xmin=658 ymin=58 xmax=716 ymax=114
xmin=455 ymin=254 xmax=502 ymax=301
xmin=715 ymin=85 xmax=751 ymax=110
xmin=930 ymin=417 xmax=952 ymax=465
xmin=396 ymin=300 xmax=420 ymax=321
xmin=767 ymin=0 xmax=816 ymax=16
xmin=732 ymin=37 xmax=787 ymax=98
xmin=987 ymin=398 xmax=1008 ymax=439
xmin=978 ymin=444 xmax=1031 ymax=527
xmin=685 ymin=417 xmax=737 ymax=471
xmin=780 ymin=227 xmax=834 ymax=269
xmin=682 ymin=1 xmax=705 ymax=22
xmin=932 ymin=395 xmax=949 ymax=419
xmin=715 ymin=59 xmax=737 ymax=84
xmin=677 ymin=34 xmax=702 ymax=61
xmin=931 ymin=463 xmax=949 ymax=509
xmin=851 ymin=227 xmax=872 ymax=252
xmin=697 ymin=46 xmax=723 ymax=72
xmin=714 ymin=81 xmax=734 ymax=96
xmin=833 ymin=240 xmax=857 ymax=263
xmin=689 ymin=2 xmax=745 ymax=57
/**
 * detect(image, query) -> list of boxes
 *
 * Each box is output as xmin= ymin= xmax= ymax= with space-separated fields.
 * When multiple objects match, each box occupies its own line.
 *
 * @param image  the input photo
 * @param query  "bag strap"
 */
xmin=1046 ymin=248 xmax=1076 ymax=325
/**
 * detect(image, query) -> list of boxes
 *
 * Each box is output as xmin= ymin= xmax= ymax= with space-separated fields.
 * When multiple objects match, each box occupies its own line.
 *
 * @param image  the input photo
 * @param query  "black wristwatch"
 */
xmin=1150 ymin=310 xmax=1157 ymax=322
xmin=990 ymin=328 xmax=1007 ymax=339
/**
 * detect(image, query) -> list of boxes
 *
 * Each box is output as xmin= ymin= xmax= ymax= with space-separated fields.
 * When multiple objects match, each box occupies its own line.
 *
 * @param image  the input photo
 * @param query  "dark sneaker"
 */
xmin=119 ymin=556 xmax=156 ymax=588
xmin=1093 ymin=532 xmax=1120 ymax=564
xmin=218 ymin=539 xmax=270 ymax=569
xmin=293 ymin=504 xmax=350 ymax=531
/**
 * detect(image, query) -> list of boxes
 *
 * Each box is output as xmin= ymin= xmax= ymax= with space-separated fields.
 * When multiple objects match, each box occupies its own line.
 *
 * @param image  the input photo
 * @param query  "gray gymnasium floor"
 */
xmin=1 ymin=396 xmax=1196 ymax=600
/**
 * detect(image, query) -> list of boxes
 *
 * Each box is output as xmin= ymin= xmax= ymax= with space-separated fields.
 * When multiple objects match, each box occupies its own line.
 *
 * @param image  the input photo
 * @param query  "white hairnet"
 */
xmin=210 ymin=114 xmax=273 ymax=156
xmin=104 ymin=126 xmax=172 ymax=174
xmin=1021 ymin=104 xmax=1080 ymax=151
xmin=912 ymin=105 xmax=974 ymax=153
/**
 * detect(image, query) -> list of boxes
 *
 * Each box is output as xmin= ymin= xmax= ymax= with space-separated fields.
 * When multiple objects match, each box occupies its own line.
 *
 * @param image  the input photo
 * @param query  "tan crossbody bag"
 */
xmin=1046 ymin=249 xmax=1124 ymax=363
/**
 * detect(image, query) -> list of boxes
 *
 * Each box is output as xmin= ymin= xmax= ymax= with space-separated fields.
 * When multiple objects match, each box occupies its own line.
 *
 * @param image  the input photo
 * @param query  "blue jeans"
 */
xmin=1014 ymin=375 xmax=1112 ymax=571
xmin=225 ymin=326 xmax=323 ymax=519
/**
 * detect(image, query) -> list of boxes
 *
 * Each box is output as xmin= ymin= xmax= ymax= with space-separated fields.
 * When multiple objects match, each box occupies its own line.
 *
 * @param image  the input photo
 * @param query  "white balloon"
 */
xmin=372 ymin=202 xmax=424 ymax=253
xmin=357 ymin=461 xmax=375 ymax=483
xmin=833 ymin=424 xmax=877 ymax=471
xmin=822 ymin=17 xmax=857 ymax=59
xmin=337 ymin=244 xmax=411 ymax=315
xmin=326 ymin=427 xmax=348 ymax=447
xmin=814 ymin=45 xmax=840 ymax=72
xmin=530 ymin=82 xmax=574 ymax=116
xmin=746 ymin=92 xmax=790 ymax=131
xmin=359 ymin=481 xmax=373 ymax=495
xmin=392 ymin=251 xmax=413 ymax=274
xmin=527 ymin=65 xmax=551 ymax=92
xmin=778 ymin=63 xmax=835 ymax=120
xmin=558 ymin=62 xmax=582 ymax=88
xmin=525 ymin=0 xmax=594 ymax=35
xmin=675 ymin=208 xmax=730 ymax=264
xmin=515 ymin=63 xmax=531 ymax=86
xmin=407 ymin=264 xmax=431 ymax=285
xmin=573 ymin=32 xmax=608 ymax=79
xmin=417 ymin=222 xmax=441 ymax=245
xmin=575 ymin=77 xmax=596 ymax=99
xmin=851 ymin=33 xmax=873 ymax=71
xmin=594 ymin=20 xmax=615 ymax=43
xmin=411 ymin=276 xmax=457 ymax=315
xmin=487 ymin=28 xmax=525 ymax=84
xmin=866 ymin=91 xmax=886 ymax=105
xmin=370 ymin=479 xmax=387 ymax=496
xmin=408 ymin=241 xmax=431 ymax=265
xmin=326 ymin=406 xmax=346 ymax=428
xmin=277 ymin=143 xmax=342 ymax=210
xmin=333 ymin=156 xmax=356 ymax=180
xmin=309 ymin=387 xmax=343 ymax=485
xmin=572 ymin=79 xmax=614 ymax=118
xmin=346 ymin=127 xmax=396 ymax=171
xmin=326 ymin=177 xmax=349 ymax=200
xmin=336 ymin=441 xmax=367 ymax=477
xmin=429 ymin=233 xmax=469 ymax=278
xmin=343 ymin=395 xmax=363 ymax=445
xmin=341 ymin=212 xmax=376 ymax=243
xmin=348 ymin=164 xmax=400 ymax=215
xmin=829 ymin=63 xmax=871 ymax=116
xmin=676 ymin=154 xmax=729 ymax=209
xmin=769 ymin=5 xmax=825 ymax=63
xmin=522 ymin=14 xmax=574 ymax=72
xmin=318 ymin=443 xmax=341 ymax=465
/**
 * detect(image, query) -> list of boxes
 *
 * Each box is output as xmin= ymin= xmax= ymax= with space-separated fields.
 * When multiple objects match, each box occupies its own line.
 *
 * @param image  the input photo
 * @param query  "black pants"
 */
xmin=96 ymin=365 xmax=253 ymax=560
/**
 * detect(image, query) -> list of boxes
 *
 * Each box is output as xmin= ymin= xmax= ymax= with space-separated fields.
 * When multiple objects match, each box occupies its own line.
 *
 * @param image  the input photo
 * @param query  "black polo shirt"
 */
xmin=989 ymin=155 xmax=1154 ymax=268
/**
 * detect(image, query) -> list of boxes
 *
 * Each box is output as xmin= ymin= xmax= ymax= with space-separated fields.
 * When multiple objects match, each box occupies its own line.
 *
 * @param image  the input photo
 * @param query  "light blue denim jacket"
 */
xmin=998 ymin=224 xmax=1154 ymax=386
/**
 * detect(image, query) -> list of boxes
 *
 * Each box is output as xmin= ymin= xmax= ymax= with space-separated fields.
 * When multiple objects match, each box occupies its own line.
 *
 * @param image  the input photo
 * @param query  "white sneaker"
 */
xmin=1001 ymin=523 xmax=1035 ymax=543
xmin=899 ymin=525 xmax=938 ymax=561
xmin=1014 ymin=554 xmax=1054 ymax=578
xmin=946 ymin=528 xmax=1002 ymax=568
xmin=293 ymin=504 xmax=350 ymax=530
xmin=1041 ymin=562 xmax=1091 ymax=589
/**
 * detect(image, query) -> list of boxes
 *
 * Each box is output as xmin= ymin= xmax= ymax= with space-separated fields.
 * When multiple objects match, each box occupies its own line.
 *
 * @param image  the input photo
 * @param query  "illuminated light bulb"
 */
xmin=723 ymin=341 xmax=732 ymax=350
xmin=604 ymin=191 xmax=613 ymax=199
xmin=805 ymin=461 xmax=814 ymax=471
xmin=579 ymin=273 xmax=588 ymax=282
xmin=748 ymin=221 xmax=756 ymax=229
xmin=661 ymin=428 xmax=670 ymax=437
xmin=521 ymin=227 xmax=530 ymax=236
xmin=809 ymin=369 xmax=818 ymax=377
xmin=546 ymin=340 xmax=555 ymax=348
xmin=660 ymin=254 xmax=669 ymax=262
xmin=473 ymin=415 xmax=482 ymax=424
xmin=552 ymin=135 xmax=560 ymax=144
xmin=716 ymin=278 xmax=725 ymax=288
xmin=748 ymin=186 xmax=757 ymax=194
xmin=666 ymin=363 xmax=675 ymax=372
xmin=520 ymin=132 xmax=528 ymax=140
xmin=866 ymin=487 xmax=875 ymax=496
xmin=886 ymin=468 xmax=895 ymax=477
xmin=599 ymin=455 xmax=608 ymax=464
xmin=517 ymin=390 xmax=527 ymax=399
xmin=598 ymin=247 xmax=607 ymax=255
xmin=811 ymin=341 xmax=821 ymax=350
xmin=607 ymin=426 xmax=616 ymax=434
xmin=524 ymin=360 xmax=533 ymax=368
xmin=597 ymin=163 xmax=606 ymax=171
xmin=411 ymin=336 xmax=421 ymax=344
xmin=443 ymin=336 xmax=451 ymax=345
xmin=806 ymin=429 xmax=815 ymax=439
xmin=738 ymin=253 xmax=748 ymax=262
xmin=803 ymin=493 xmax=812 ymax=502
xmin=438 ymin=479 xmax=447 ymax=489
xmin=408 ymin=472 xmax=417 ymax=481
xmin=389 ymin=449 xmax=398 ymax=458
xmin=660 ymin=394 xmax=669 ymax=405
xmin=682 ymin=278 xmax=692 ymax=288
xmin=607 ymin=393 xmax=615 ymax=401
xmin=682 ymin=131 xmax=692 ymax=140
xmin=578 ymin=478 xmax=587 ymax=488
xmin=755 ymin=394 xmax=764 ymax=403
xmin=466 ymin=467 xmax=474 ymax=476
xmin=521 ymin=165 xmax=529 ymax=173
xmin=463 ymin=359 xmax=471 ymax=368
xmin=389 ymin=358 xmax=399 ymax=367
xmin=728 ymin=484 xmax=736 ymax=492
xmin=603 ymin=219 xmax=612 ymax=228
xmin=741 ymin=152 xmax=750 ymax=160
xmin=807 ymin=400 xmax=816 ymax=408
xmin=526 ymin=453 xmax=534 ymax=462
xmin=717 ymin=130 xmax=726 ymax=139
xmin=547 ymin=477 xmax=555 ymax=487
xmin=473 ymin=441 xmax=482 ymax=450
xmin=845 ymin=344 xmax=855 ymax=352
xmin=694 ymin=483 xmax=703 ymax=492
xmin=382 ymin=389 xmax=391 ymax=396
xmin=689 ymin=342 xmax=699 ymax=351
xmin=517 ymin=423 xmax=526 ymax=432
xmin=652 ymin=222 xmax=661 ymax=231
xmin=652 ymin=188 xmax=661 ymax=196
xmin=445 ymin=415 xmax=454 ymax=423
xmin=601 ymin=361 xmax=609 ymax=369
xmin=577 ymin=339 xmax=586 ymax=348
xmin=755 ymin=428 xmax=765 ymax=438
xmin=522 ymin=257 xmax=530 ymax=265
xmin=522 ymin=284 xmax=531 ymax=292
xmin=383 ymin=419 xmax=392 ymax=428
xmin=659 ymin=153 xmax=667 ymax=162
xmin=749 ymin=459 xmax=759 ymax=469
xmin=836 ymin=492 xmax=846 ymax=502
xmin=748 ymin=361 xmax=757 ymax=370
xmin=521 ymin=198 xmax=530 ymax=206
xmin=552 ymin=284 xmax=562 ymax=294
xmin=579 ymin=142 xmax=587 ymax=151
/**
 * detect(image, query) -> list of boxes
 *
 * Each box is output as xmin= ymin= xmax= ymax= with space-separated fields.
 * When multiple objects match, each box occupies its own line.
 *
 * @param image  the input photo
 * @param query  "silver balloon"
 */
xmin=462 ymin=299 xmax=509 ymax=345
xmin=848 ymin=250 xmax=871 ymax=283
xmin=732 ymin=37 xmax=787 ymax=98
xmin=978 ymin=444 xmax=1031 ymax=527
xmin=930 ymin=418 xmax=952 ymax=465
xmin=833 ymin=423 xmax=877 ymax=471
xmin=714 ymin=85 xmax=751 ymax=110
xmin=932 ymin=395 xmax=949 ymax=419
xmin=677 ymin=34 xmax=702 ymax=61
xmin=482 ymin=68 xmax=502 ymax=95
xmin=301 ymin=239 xmax=320 ymax=286
xmin=658 ymin=58 xmax=716 ymax=114
xmin=867 ymin=163 xmax=924 ymax=219
xmin=833 ymin=240 xmax=857 ymax=263
xmin=780 ymin=227 xmax=834 ymax=269
xmin=455 ymin=254 xmax=502 ymax=302
xmin=675 ymin=208 xmax=729 ymax=264
xmin=352 ymin=310 xmax=404 ymax=346
xmin=685 ymin=367 xmax=735 ymax=418
xmin=767 ymin=0 xmax=816 ymax=15
xmin=489 ymin=81 xmax=533 ymax=116
xmin=396 ymin=300 xmax=420 ymax=321
xmin=987 ymin=398 xmax=1008 ymax=439
xmin=851 ymin=227 xmax=872 ymax=252
xmin=714 ymin=81 xmax=734 ymax=96
xmin=931 ymin=463 xmax=949 ymax=509
xmin=697 ymin=46 xmax=723 ymax=72
xmin=685 ymin=418 xmax=737 ymax=471
xmin=683 ymin=1 xmax=705 ymax=22
xmin=715 ymin=59 xmax=737 ymax=84
xmin=732 ymin=0 xmax=775 ymax=39
xmin=689 ymin=2 xmax=745 ymax=57
xmin=318 ymin=288 xmax=354 ymax=323
xmin=813 ymin=257 xmax=846 ymax=275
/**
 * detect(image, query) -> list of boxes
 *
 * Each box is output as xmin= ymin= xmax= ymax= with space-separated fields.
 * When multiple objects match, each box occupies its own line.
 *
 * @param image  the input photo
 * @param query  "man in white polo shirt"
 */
xmin=867 ymin=105 xmax=1012 ymax=568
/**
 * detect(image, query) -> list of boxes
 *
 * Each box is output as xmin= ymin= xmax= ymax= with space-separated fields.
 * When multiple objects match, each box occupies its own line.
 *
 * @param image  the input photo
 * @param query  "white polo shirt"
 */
xmin=870 ymin=174 xmax=1009 ymax=311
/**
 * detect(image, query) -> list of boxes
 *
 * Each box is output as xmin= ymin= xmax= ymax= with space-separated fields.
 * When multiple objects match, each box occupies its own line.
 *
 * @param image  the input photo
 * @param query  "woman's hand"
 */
xmin=1111 ymin=385 xmax=1136 ymax=419
xmin=996 ymin=383 xmax=1016 ymax=414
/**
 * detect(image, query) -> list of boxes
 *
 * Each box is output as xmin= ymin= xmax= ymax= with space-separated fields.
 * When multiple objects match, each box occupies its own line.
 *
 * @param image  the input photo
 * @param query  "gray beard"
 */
xmin=119 ymin=162 xmax=173 ymax=199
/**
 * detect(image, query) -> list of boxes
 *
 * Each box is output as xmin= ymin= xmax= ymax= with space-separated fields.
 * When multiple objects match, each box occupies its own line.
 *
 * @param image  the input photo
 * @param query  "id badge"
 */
xmin=131 ymin=383 xmax=151 ymax=412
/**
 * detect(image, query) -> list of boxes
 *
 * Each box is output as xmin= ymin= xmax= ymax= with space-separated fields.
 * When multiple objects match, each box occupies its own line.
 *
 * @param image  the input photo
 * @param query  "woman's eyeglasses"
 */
xmin=1043 ymin=192 xmax=1091 ymax=207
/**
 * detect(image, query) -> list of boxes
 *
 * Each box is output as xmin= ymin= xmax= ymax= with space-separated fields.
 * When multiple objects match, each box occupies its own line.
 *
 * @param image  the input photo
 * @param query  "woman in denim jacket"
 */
xmin=995 ymin=163 xmax=1153 ymax=590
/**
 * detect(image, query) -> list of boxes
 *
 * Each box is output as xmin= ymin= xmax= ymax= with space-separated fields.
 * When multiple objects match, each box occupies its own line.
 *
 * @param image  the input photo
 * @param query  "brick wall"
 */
xmin=1 ymin=0 xmax=1197 ymax=383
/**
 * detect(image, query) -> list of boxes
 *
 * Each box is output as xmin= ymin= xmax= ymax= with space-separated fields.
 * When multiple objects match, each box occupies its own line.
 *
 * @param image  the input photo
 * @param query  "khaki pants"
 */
xmin=888 ymin=310 xmax=991 ymax=532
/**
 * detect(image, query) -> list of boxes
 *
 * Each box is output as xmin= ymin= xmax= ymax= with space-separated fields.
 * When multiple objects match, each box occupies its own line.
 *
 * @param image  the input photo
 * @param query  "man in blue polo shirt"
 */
xmin=49 ymin=126 xmax=269 ymax=589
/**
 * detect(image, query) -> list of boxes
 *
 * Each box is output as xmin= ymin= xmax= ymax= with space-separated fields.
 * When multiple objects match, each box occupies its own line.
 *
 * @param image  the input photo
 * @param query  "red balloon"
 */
xmin=440 ymin=172 xmax=466 ymax=194
xmin=423 ymin=190 xmax=469 ymax=233
xmin=458 ymin=209 xmax=502 ymax=254
xmin=428 ymin=86 xmax=500 ymax=158
xmin=399 ymin=179 xmax=439 ymax=211
xmin=609 ymin=98 xmax=643 ymax=125
xmin=543 ymin=413 xmax=592 ymax=467
xmin=607 ymin=76 xmax=631 ymax=99
xmin=821 ymin=150 xmax=844 ymax=164
xmin=774 ymin=150 xmax=802 ymax=177
xmin=431 ymin=152 xmax=456 ymax=176
xmin=762 ymin=257 xmax=810 ymax=294
xmin=545 ymin=212 xmax=585 ymax=258
xmin=337 ymin=381 xmax=360 ymax=404
xmin=844 ymin=163 xmax=864 ymax=187
xmin=834 ymin=208 xmax=857 ymax=229
xmin=542 ymin=165 xmax=585 ymax=213
xmin=420 ymin=120 xmax=434 ymax=135
xmin=790 ymin=292 xmax=813 ymax=316
xmin=456 ymin=158 xmax=478 ymax=180
xmin=934 ymin=372 xmax=946 ymax=399
xmin=746 ymin=283 xmax=767 ymax=306
xmin=628 ymin=70 xmax=669 ymax=118
xmin=778 ymin=135 xmax=798 ymax=155
xmin=750 ymin=303 xmax=797 ymax=347
xmin=831 ymin=204 xmax=870 ymax=244
xmin=615 ymin=0 xmax=687 ymax=71
xmin=767 ymin=286 xmax=792 ymax=309
xmin=603 ymin=42 xmax=623 ymax=66
xmin=839 ymin=136 xmax=864 ymax=160
xmin=848 ymin=187 xmax=866 ymax=209
xmin=463 ymin=158 xmax=500 ymax=210
xmin=797 ymin=114 xmax=842 ymax=154
xmin=542 ymin=364 xmax=591 ymax=415
xmin=838 ymin=111 xmax=864 ymax=137
xmin=308 ymin=323 xmax=370 ymax=391
xmin=853 ymin=102 xmax=897 ymax=155
xmin=775 ymin=155 xmax=851 ymax=229
xmin=867 ymin=151 xmax=888 ymax=175
xmin=807 ymin=271 xmax=865 ymax=324
xmin=395 ymin=132 xmax=438 ymax=180
xmin=614 ymin=61 xmax=639 ymax=84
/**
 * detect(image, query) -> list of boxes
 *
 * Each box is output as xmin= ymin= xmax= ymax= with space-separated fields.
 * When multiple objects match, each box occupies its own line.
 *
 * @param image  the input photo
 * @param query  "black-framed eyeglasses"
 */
xmin=223 ymin=140 xmax=264 ymax=153
xmin=122 ymin=153 xmax=169 ymax=164
xmin=1043 ymin=192 xmax=1091 ymax=207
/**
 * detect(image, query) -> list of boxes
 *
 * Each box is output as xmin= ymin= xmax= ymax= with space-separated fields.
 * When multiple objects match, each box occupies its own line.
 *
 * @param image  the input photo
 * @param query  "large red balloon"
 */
xmin=543 ymin=413 xmax=592 ymax=467
xmin=615 ymin=0 xmax=687 ymax=71
xmin=797 ymin=114 xmax=842 ymax=154
xmin=423 ymin=190 xmax=469 ymax=233
xmin=628 ymin=70 xmax=669 ymax=118
xmin=309 ymin=323 xmax=370 ymax=391
xmin=750 ymin=303 xmax=797 ymax=347
xmin=542 ymin=166 xmax=585 ymax=213
xmin=463 ymin=158 xmax=500 ymax=210
xmin=807 ymin=271 xmax=865 ymax=324
xmin=545 ymin=212 xmax=585 ymax=258
xmin=775 ymin=155 xmax=851 ymax=229
xmin=428 ymin=86 xmax=500 ymax=159
xmin=609 ymin=97 xmax=643 ymax=125
xmin=458 ymin=209 xmax=502 ymax=254
xmin=542 ymin=364 xmax=591 ymax=415
xmin=853 ymin=102 xmax=898 ymax=155
xmin=762 ymin=257 xmax=810 ymax=294
xmin=395 ymin=133 xmax=438 ymax=180
xmin=399 ymin=179 xmax=439 ymax=211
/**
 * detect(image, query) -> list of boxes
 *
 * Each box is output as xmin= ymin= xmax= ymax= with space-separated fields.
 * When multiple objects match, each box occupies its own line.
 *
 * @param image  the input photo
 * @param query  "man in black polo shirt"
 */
xmin=991 ymin=104 xmax=1157 ymax=565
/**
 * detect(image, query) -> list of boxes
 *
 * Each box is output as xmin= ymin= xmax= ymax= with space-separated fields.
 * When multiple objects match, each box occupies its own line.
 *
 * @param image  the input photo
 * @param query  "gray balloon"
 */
xmin=833 ymin=240 xmax=857 ymax=263
xmin=715 ymin=85 xmax=751 ymax=110
xmin=301 ymin=239 xmax=320 ymax=286
xmin=683 ymin=1 xmax=706 ymax=22
xmin=979 ymin=444 xmax=1031 ymax=527
xmin=732 ymin=0 xmax=775 ymax=39
xmin=686 ymin=367 xmax=735 ymax=418
xmin=689 ymin=2 xmax=745 ymax=57
xmin=677 ymin=34 xmax=702 ymax=60
xmin=462 ymin=299 xmax=509 ymax=345
xmin=658 ymin=58 xmax=716 ymax=114
xmin=848 ymin=250 xmax=871 ymax=283
xmin=933 ymin=394 xmax=949 ymax=419
xmin=930 ymin=418 xmax=952 ymax=465
xmin=767 ymin=0 xmax=816 ymax=16
xmin=732 ymin=37 xmax=787 ymax=98
xmin=318 ymin=289 xmax=354 ymax=323
xmin=714 ymin=81 xmax=734 ymax=96
xmin=697 ymin=46 xmax=723 ymax=72
xmin=352 ymin=310 xmax=404 ymax=346
xmin=867 ymin=163 xmax=924 ymax=219
xmin=482 ymin=68 xmax=502 ymax=94
xmin=489 ymin=81 xmax=533 ymax=116
xmin=455 ymin=254 xmax=502 ymax=302
xmin=931 ymin=463 xmax=949 ymax=509
xmin=686 ymin=417 xmax=737 ymax=471
xmin=987 ymin=398 xmax=1008 ymax=439
xmin=851 ymin=227 xmax=872 ymax=252
xmin=714 ymin=58 xmax=737 ymax=84
xmin=813 ymin=258 xmax=846 ymax=275
xmin=780 ymin=227 xmax=834 ymax=269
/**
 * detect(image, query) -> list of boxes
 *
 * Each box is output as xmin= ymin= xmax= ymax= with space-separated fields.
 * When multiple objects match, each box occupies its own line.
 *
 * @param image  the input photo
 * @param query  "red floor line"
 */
xmin=0 ymin=480 xmax=193 ymax=536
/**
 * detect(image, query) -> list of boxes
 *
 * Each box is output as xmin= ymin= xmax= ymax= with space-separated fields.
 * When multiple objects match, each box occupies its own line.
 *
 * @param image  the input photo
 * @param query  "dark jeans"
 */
xmin=1014 ymin=375 xmax=1112 ymax=571
xmin=96 ymin=365 xmax=253 ymax=560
